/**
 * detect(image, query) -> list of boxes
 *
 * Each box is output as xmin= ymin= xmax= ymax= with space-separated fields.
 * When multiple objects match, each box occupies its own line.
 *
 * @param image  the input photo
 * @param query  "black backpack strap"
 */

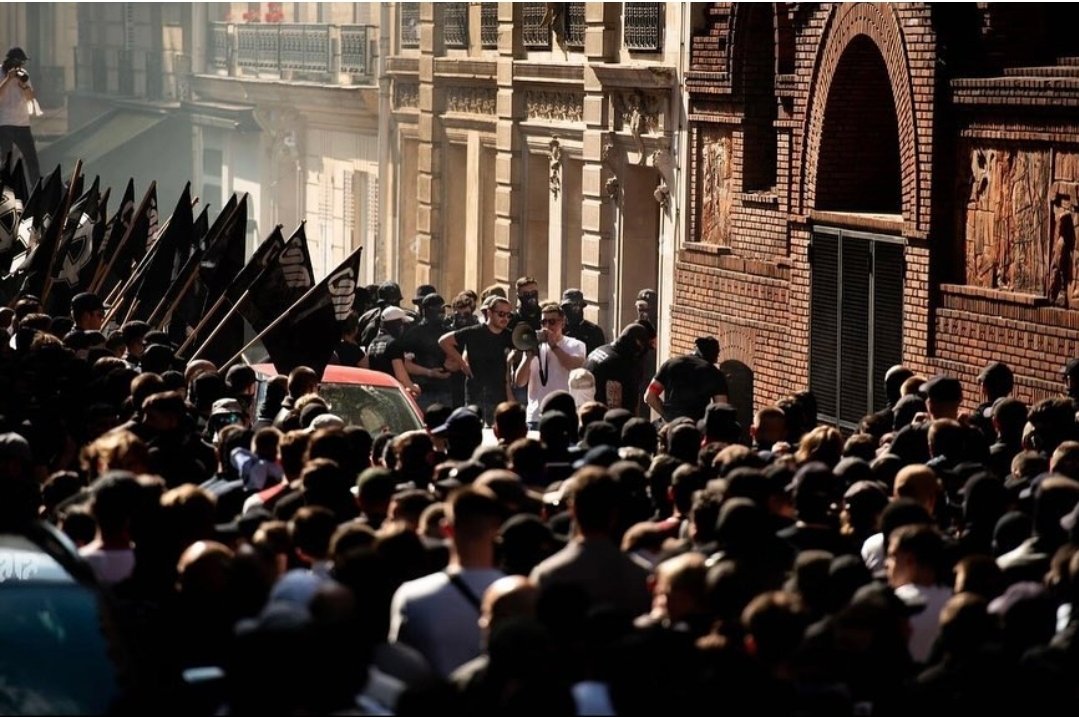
xmin=446 ymin=571 xmax=482 ymax=611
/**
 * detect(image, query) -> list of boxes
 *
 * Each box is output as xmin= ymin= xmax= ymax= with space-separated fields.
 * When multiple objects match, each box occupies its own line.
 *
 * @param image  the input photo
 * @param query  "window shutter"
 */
xmin=810 ymin=233 xmax=839 ymax=422
xmin=840 ymin=238 xmax=871 ymax=426
xmin=871 ymin=242 xmax=904 ymax=412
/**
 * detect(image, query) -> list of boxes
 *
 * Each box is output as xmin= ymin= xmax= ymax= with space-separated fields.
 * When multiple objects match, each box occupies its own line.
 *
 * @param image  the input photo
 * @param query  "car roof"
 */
xmin=251 ymin=363 xmax=405 ymax=388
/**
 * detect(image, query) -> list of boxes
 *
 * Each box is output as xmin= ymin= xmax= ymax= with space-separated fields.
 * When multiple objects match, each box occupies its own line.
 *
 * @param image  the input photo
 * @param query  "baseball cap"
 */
xmin=572 ymin=444 xmax=620 ymax=470
xmin=381 ymin=306 xmax=414 ymax=323
xmin=211 ymin=397 xmax=245 ymax=417
xmin=6 ymin=48 xmax=28 ymax=62
xmin=377 ymin=281 xmax=403 ymax=303
xmin=561 ymin=288 xmax=585 ymax=305
xmin=922 ymin=374 xmax=963 ymax=403
xmin=411 ymin=284 xmax=437 ymax=305
xmin=431 ymin=406 xmax=483 ymax=436
xmin=698 ymin=402 xmax=741 ymax=442
xmin=309 ymin=413 xmax=345 ymax=431
xmin=70 ymin=292 xmax=105 ymax=315
xmin=420 ymin=293 xmax=445 ymax=310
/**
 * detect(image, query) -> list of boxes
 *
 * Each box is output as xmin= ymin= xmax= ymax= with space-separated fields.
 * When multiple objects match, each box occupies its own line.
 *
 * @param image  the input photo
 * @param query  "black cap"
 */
xmin=636 ymin=288 xmax=656 ymax=303
xmin=1062 ymin=358 xmax=1079 ymax=378
xmin=431 ymin=406 xmax=483 ymax=436
xmin=977 ymin=361 xmax=1011 ymax=384
xmin=698 ymin=402 xmax=741 ymax=442
xmin=378 ymin=281 xmax=403 ymax=303
xmin=6 ymin=48 xmax=28 ymax=62
xmin=922 ymin=374 xmax=962 ymax=403
xmin=420 ymin=292 xmax=445 ymax=309
xmin=561 ymin=288 xmax=585 ymax=305
xmin=70 ymin=292 xmax=105 ymax=315
xmin=412 ymin=284 xmax=437 ymax=305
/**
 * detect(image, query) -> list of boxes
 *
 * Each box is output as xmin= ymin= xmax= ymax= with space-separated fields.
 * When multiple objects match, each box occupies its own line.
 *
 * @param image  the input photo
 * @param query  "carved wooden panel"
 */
xmin=697 ymin=126 xmax=733 ymax=245
xmin=961 ymin=144 xmax=1049 ymax=295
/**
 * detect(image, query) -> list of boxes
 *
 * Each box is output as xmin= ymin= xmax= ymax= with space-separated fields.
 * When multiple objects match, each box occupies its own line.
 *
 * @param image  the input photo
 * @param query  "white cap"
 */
xmin=568 ymin=368 xmax=596 ymax=408
xmin=381 ymin=306 xmax=414 ymax=323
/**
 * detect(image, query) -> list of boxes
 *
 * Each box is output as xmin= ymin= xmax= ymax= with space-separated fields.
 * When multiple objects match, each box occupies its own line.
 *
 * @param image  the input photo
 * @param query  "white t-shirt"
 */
xmin=388 ymin=567 xmax=504 ymax=678
xmin=79 ymin=544 xmax=136 ymax=585
xmin=894 ymin=582 xmax=953 ymax=663
xmin=524 ymin=335 xmax=586 ymax=423
xmin=0 ymin=73 xmax=31 ymax=127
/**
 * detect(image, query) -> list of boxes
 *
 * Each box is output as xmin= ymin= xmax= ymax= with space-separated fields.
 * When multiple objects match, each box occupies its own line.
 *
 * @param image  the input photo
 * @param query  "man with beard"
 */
xmin=367 ymin=306 xmax=415 ymax=393
xmin=440 ymin=296 xmax=514 ymax=425
xmin=584 ymin=323 xmax=651 ymax=415
xmin=560 ymin=288 xmax=605 ymax=355
xmin=398 ymin=293 xmax=454 ymax=411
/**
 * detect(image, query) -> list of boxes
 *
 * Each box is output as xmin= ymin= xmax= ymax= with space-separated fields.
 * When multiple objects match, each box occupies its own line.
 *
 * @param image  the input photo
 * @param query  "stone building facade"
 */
xmin=385 ymin=2 xmax=686 ymax=337
xmin=677 ymin=3 xmax=1079 ymax=429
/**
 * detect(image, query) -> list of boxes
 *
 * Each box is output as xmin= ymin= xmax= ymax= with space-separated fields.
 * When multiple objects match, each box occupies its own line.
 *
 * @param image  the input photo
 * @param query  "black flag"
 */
xmin=45 ymin=177 xmax=104 ymax=314
xmin=238 ymin=223 xmax=315 ymax=334
xmin=260 ymin=245 xmax=364 ymax=376
xmin=8 ymin=165 xmax=62 ymax=277
xmin=130 ymin=183 xmax=194 ymax=321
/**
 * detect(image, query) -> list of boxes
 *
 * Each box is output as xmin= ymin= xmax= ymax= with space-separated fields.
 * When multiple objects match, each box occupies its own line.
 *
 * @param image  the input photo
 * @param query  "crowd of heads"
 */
xmin=3 ymin=274 xmax=1079 ymax=714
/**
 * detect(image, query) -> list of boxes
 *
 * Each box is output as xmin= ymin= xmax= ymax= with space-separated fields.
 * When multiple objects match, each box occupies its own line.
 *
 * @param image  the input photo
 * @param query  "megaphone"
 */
xmin=512 ymin=322 xmax=539 ymax=352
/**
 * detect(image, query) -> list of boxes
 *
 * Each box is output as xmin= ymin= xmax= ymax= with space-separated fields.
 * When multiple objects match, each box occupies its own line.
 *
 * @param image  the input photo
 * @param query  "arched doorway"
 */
xmin=809 ymin=36 xmax=905 ymax=429
xmin=721 ymin=359 xmax=754 ymax=445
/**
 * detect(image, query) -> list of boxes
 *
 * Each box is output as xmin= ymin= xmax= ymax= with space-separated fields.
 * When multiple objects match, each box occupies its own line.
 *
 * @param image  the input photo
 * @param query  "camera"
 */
xmin=13 ymin=68 xmax=28 ymax=83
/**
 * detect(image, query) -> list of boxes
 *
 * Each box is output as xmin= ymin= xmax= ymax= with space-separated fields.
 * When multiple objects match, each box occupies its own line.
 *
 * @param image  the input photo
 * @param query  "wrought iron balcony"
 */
xmin=207 ymin=22 xmax=375 ymax=83
xmin=624 ymin=3 xmax=665 ymax=52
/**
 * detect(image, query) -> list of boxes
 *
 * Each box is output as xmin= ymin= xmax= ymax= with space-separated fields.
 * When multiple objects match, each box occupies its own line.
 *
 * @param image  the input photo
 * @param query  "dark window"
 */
xmin=443 ymin=3 xmax=469 ymax=49
xmin=565 ymin=3 xmax=586 ymax=49
xmin=481 ymin=3 xmax=499 ymax=48
xmin=400 ymin=3 xmax=420 ymax=49
xmin=810 ymin=230 xmax=904 ymax=429
xmin=741 ymin=4 xmax=777 ymax=191
xmin=624 ymin=3 xmax=664 ymax=52
xmin=522 ymin=3 xmax=551 ymax=49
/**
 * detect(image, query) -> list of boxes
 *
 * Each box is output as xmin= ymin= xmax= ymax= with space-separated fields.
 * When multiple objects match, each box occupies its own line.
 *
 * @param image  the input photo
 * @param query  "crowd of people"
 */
xmin=2 ymin=276 xmax=1079 ymax=715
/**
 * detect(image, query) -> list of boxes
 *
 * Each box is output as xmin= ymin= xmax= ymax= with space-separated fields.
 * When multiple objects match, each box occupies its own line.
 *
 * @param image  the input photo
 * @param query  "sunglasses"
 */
xmin=540 ymin=318 xmax=561 ymax=326
xmin=491 ymin=310 xmax=511 ymax=318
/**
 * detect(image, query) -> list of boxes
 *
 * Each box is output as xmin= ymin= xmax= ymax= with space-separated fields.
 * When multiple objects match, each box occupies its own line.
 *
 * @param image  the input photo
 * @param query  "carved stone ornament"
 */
xmin=1048 ymin=181 xmax=1079 ymax=307
xmin=698 ymin=127 xmax=733 ymax=245
xmin=548 ymin=137 xmax=563 ymax=199
xmin=445 ymin=85 xmax=497 ymax=115
xmin=601 ymin=132 xmax=619 ymax=201
xmin=651 ymin=146 xmax=675 ymax=213
xmin=960 ymin=143 xmax=1049 ymax=295
xmin=524 ymin=90 xmax=584 ymax=123
xmin=616 ymin=90 xmax=662 ymax=164
xmin=394 ymin=81 xmax=419 ymax=110
xmin=254 ymin=107 xmax=303 ymax=161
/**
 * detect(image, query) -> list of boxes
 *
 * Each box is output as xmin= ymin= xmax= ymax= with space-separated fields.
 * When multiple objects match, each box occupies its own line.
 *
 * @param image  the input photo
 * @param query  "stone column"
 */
xmin=493 ymin=2 xmax=523 ymax=289
xmin=580 ymin=3 xmax=620 ymax=330
xmin=415 ymin=3 xmax=443 ymax=287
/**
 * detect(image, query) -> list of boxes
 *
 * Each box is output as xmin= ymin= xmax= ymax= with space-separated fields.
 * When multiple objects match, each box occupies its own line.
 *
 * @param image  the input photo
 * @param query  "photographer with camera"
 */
xmin=513 ymin=301 xmax=586 ymax=428
xmin=0 ymin=47 xmax=40 ymax=184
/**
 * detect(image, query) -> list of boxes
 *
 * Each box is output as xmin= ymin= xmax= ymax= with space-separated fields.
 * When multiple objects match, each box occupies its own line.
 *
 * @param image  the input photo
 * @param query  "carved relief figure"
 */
xmin=617 ymin=91 xmax=661 ymax=165
xmin=962 ymin=143 xmax=1049 ymax=294
xmin=548 ymin=138 xmax=562 ymax=199
xmin=698 ymin=127 xmax=732 ymax=245
xmin=1048 ymin=183 xmax=1079 ymax=307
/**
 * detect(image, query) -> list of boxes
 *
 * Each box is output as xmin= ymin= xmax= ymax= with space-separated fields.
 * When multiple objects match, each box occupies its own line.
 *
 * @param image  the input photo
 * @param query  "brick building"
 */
xmin=676 ymin=3 xmax=1079 ymax=430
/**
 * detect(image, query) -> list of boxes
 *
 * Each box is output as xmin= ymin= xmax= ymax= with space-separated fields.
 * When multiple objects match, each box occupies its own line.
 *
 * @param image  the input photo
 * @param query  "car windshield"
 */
xmin=0 ymin=584 xmax=121 ymax=714
xmin=319 ymin=383 xmax=424 ymax=435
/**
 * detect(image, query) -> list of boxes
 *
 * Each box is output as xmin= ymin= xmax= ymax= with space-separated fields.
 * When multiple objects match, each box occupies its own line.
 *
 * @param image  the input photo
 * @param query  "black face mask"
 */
xmin=563 ymin=304 xmax=583 ymax=325
xmin=423 ymin=306 xmax=444 ymax=324
xmin=519 ymin=292 xmax=539 ymax=314
xmin=453 ymin=313 xmax=476 ymax=328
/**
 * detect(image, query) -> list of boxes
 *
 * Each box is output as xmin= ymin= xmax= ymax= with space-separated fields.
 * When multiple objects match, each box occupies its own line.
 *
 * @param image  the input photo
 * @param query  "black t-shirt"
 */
xmin=399 ymin=320 xmax=448 ymax=370
xmin=654 ymin=354 xmax=729 ymax=422
xmin=367 ymin=331 xmax=406 ymax=377
xmin=452 ymin=324 xmax=512 ymax=392
xmin=564 ymin=320 xmax=606 ymax=355
xmin=584 ymin=343 xmax=639 ymax=412
xmin=332 ymin=340 xmax=365 ymax=367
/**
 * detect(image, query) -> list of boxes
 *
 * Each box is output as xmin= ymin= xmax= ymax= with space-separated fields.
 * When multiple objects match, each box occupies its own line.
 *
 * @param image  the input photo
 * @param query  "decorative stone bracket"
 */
xmin=601 ymin=132 xmax=620 ymax=202
xmin=651 ymin=144 xmax=675 ymax=212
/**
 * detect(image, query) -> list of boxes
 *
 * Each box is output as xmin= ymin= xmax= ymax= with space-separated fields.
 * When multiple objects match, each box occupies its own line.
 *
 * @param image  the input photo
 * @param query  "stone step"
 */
xmin=1058 ymin=56 xmax=1079 ymax=66
xmin=1003 ymin=65 xmax=1079 ymax=78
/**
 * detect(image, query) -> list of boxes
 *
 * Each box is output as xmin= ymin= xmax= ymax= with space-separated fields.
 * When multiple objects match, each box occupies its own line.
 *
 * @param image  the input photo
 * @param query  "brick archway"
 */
xmin=800 ymin=3 xmax=921 ymax=230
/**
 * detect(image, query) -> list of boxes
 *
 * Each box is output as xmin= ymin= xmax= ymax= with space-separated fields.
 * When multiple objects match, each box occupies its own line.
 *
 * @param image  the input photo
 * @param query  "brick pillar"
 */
xmin=415 ymin=3 xmax=443 ymax=286
xmin=493 ymin=2 xmax=523 ymax=289
xmin=580 ymin=3 xmax=619 ymax=330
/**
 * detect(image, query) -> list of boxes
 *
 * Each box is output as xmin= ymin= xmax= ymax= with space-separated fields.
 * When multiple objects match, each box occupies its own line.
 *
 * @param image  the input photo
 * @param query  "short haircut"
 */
xmin=289 ymin=506 xmax=337 ymax=561
xmin=279 ymin=430 xmax=311 ymax=478
xmin=515 ymin=276 xmax=538 ymax=291
xmin=889 ymin=523 xmax=945 ymax=578
xmin=253 ymin=427 xmax=282 ymax=460
xmin=287 ymin=366 xmax=319 ymax=399
xmin=494 ymin=402 xmax=528 ymax=442
xmin=452 ymin=292 xmax=475 ymax=311
xmin=540 ymin=301 xmax=563 ymax=316
xmin=928 ymin=418 xmax=964 ymax=459
xmin=894 ymin=464 xmax=939 ymax=506
xmin=447 ymin=485 xmax=504 ymax=540
xmin=568 ymin=467 xmax=621 ymax=534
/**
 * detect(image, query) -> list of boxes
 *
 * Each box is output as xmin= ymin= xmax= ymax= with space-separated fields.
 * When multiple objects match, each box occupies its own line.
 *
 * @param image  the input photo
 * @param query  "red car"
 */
xmin=252 ymin=364 xmax=425 ymax=435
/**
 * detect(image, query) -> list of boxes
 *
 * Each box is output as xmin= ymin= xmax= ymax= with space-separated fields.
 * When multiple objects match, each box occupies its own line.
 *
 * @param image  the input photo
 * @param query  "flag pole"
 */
xmin=38 ymin=159 xmax=83 ymax=308
xmin=176 ymin=293 xmax=228 ymax=356
xmin=147 ymin=253 xmax=201 ymax=328
xmin=188 ymin=287 xmax=254 ymax=363
xmin=90 ymin=181 xmax=156 ymax=294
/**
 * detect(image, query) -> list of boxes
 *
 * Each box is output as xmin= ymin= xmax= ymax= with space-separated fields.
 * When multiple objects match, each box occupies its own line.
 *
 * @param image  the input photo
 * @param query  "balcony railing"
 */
xmin=443 ymin=3 xmax=469 ymax=49
xmin=480 ymin=3 xmax=499 ymax=48
xmin=565 ymin=3 xmax=586 ymax=50
xmin=521 ymin=3 xmax=550 ymax=49
xmin=624 ymin=3 xmax=664 ymax=52
xmin=400 ymin=3 xmax=420 ymax=49
xmin=73 ymin=45 xmax=167 ymax=99
xmin=207 ymin=22 xmax=374 ymax=83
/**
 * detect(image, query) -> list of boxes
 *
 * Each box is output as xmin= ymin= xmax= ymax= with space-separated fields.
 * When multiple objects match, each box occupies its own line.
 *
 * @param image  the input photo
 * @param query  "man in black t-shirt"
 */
xmin=644 ymin=336 xmax=729 ymax=423
xmin=584 ymin=323 xmax=650 ymax=415
xmin=398 ymin=293 xmax=453 ymax=411
xmin=560 ymin=288 xmax=605 ymax=355
xmin=367 ymin=306 xmax=414 ymax=390
xmin=440 ymin=296 xmax=514 ymax=424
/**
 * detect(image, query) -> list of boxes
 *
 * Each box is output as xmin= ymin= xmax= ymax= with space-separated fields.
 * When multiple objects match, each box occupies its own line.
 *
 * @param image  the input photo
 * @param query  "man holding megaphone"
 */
xmin=513 ymin=301 xmax=586 ymax=428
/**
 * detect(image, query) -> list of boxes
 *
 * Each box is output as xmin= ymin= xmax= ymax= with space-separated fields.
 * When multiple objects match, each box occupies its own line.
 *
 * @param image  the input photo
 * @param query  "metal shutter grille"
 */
xmin=872 ymin=242 xmax=904 ymax=412
xmin=840 ymin=238 xmax=870 ymax=426
xmin=810 ymin=233 xmax=839 ymax=422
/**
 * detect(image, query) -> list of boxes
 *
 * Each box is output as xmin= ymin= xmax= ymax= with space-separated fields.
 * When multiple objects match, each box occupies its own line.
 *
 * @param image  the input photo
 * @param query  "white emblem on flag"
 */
xmin=279 ymin=240 xmax=312 ymax=289
xmin=328 ymin=267 xmax=356 ymax=320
